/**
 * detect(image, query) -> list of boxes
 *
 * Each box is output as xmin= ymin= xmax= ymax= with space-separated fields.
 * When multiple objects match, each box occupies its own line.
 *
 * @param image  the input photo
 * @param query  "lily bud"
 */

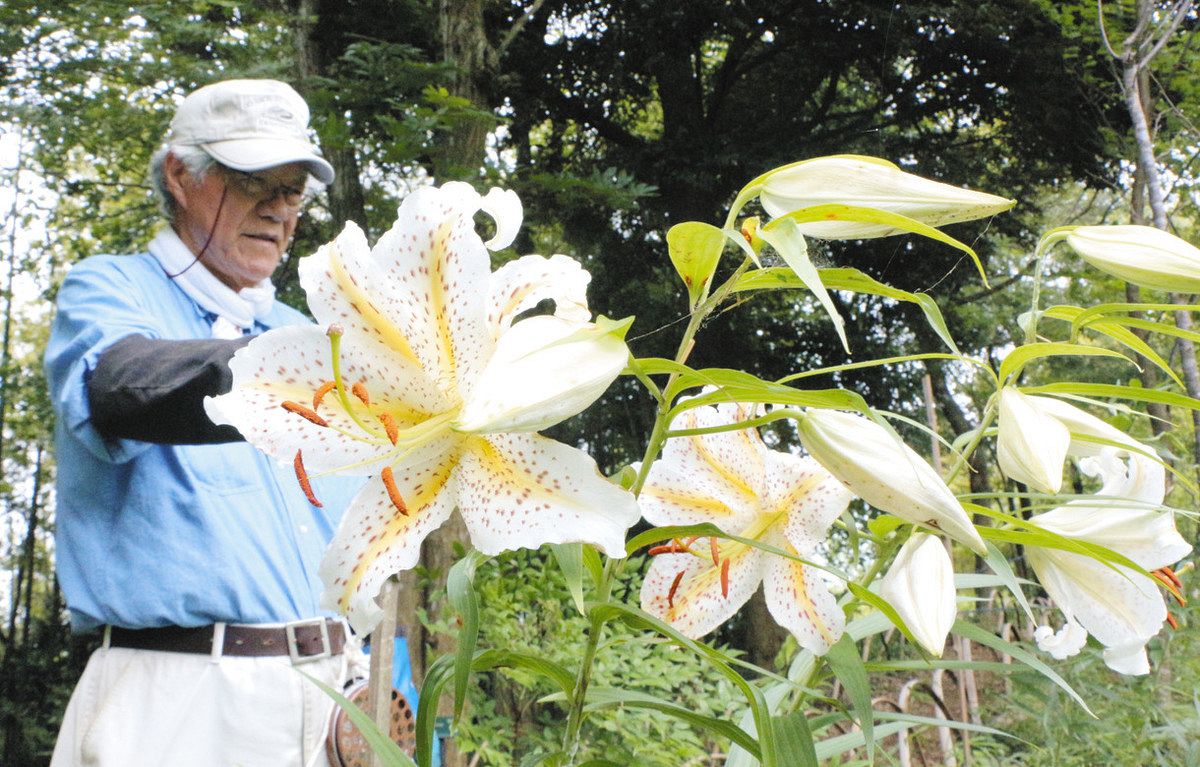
xmin=795 ymin=409 xmax=986 ymax=555
xmin=453 ymin=315 xmax=631 ymax=434
xmin=757 ymin=155 xmax=1015 ymax=239
xmin=996 ymin=387 xmax=1070 ymax=494
xmin=879 ymin=533 xmax=957 ymax=656
xmin=1064 ymin=225 xmax=1200 ymax=294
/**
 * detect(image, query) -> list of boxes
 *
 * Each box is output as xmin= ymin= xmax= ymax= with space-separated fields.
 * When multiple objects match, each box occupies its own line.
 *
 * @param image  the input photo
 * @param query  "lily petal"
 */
xmin=1033 ymin=619 xmax=1088 ymax=660
xmin=456 ymin=433 xmax=641 ymax=559
xmin=453 ymin=315 xmax=628 ymax=434
xmin=878 ymin=533 xmax=957 ymax=657
xmin=765 ymin=452 xmax=854 ymax=549
xmin=762 ymin=546 xmax=845 ymax=655
xmin=205 ymin=326 xmax=415 ymax=473
xmin=641 ymin=548 xmax=766 ymax=639
xmin=486 ymin=254 xmax=593 ymax=340
xmin=318 ymin=437 xmax=462 ymax=632
xmin=479 ymin=187 xmax=523 ymax=251
xmin=796 ymin=409 xmax=986 ymax=555
xmin=368 ymin=183 xmax=495 ymax=403
xmin=1026 ymin=545 xmax=1166 ymax=667
xmin=298 ymin=222 xmax=449 ymax=413
xmin=637 ymin=403 xmax=767 ymax=533
xmin=997 ymin=387 xmax=1070 ymax=494
xmin=1022 ymin=394 xmax=1147 ymax=457
xmin=1065 ymin=225 xmax=1200 ymax=294
xmin=1102 ymin=642 xmax=1152 ymax=676
xmin=758 ymin=155 xmax=1015 ymax=239
xmin=1034 ymin=449 xmax=1188 ymax=570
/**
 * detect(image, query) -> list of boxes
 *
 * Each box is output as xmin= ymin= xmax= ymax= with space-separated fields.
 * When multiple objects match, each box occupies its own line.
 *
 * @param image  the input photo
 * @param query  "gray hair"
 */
xmin=148 ymin=144 xmax=216 ymax=219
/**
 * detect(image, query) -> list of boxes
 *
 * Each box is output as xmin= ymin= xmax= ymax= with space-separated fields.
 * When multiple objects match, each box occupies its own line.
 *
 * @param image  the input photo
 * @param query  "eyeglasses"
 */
xmin=222 ymin=168 xmax=309 ymax=209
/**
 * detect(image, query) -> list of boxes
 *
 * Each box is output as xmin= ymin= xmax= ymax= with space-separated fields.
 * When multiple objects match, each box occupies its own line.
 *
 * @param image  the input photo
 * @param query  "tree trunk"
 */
xmin=1119 ymin=2 xmax=1200 ymax=483
xmin=435 ymin=0 xmax=493 ymax=179
xmin=291 ymin=0 xmax=370 ymax=234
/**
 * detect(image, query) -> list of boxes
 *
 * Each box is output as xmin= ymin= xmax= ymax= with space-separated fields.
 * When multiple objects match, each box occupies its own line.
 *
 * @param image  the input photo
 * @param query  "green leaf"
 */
xmin=846 ymin=582 xmax=919 ymax=647
xmin=447 ymin=551 xmax=488 ymax=722
xmin=951 ymin=619 xmax=1093 ymax=715
xmin=549 ymin=543 xmax=587 ymax=615
xmin=1042 ymin=305 xmax=1183 ymax=388
xmin=824 ymin=634 xmax=874 ymax=761
xmin=581 ymin=687 xmax=762 ymax=757
xmin=1019 ymin=382 xmax=1200 ymax=411
xmin=757 ymin=216 xmax=849 ymax=352
xmin=587 ymin=601 xmax=778 ymax=765
xmin=981 ymin=540 xmax=1036 ymax=624
xmin=667 ymin=221 xmax=729 ymax=305
xmin=582 ymin=544 xmax=605 ymax=590
xmin=736 ymin=266 xmax=960 ymax=353
xmin=772 ymin=203 xmax=989 ymax=286
xmin=768 ymin=711 xmax=818 ymax=767
xmin=998 ymin=342 xmax=1134 ymax=383
xmin=303 ymin=672 xmax=417 ymax=767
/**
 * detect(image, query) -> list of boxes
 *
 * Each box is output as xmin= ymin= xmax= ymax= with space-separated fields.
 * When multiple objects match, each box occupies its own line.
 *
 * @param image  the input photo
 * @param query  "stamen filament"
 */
xmin=293 ymin=450 xmax=322 ymax=507
xmin=326 ymin=325 xmax=385 ymax=439
xmin=667 ymin=570 xmax=686 ymax=609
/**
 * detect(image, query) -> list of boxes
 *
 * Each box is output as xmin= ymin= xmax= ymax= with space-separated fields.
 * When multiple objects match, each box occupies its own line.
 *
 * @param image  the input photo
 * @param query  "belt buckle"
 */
xmin=286 ymin=618 xmax=331 ymax=664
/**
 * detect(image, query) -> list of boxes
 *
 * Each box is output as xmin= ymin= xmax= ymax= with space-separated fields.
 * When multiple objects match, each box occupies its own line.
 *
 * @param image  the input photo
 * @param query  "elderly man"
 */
xmin=45 ymin=79 xmax=364 ymax=767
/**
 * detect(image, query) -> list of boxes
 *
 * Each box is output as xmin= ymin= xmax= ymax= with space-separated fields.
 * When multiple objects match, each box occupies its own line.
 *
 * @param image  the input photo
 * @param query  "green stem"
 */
xmin=944 ymin=398 xmax=998 ymax=486
xmin=559 ymin=239 xmax=757 ymax=764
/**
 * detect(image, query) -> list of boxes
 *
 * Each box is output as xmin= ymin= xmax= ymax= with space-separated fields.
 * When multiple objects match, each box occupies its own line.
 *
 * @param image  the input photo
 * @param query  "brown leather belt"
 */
xmin=108 ymin=619 xmax=346 ymax=662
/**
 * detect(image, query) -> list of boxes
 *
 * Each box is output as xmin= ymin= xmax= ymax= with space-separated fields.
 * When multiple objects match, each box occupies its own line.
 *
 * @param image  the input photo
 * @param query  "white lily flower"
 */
xmin=878 ymin=533 xmax=957 ymax=656
xmin=1027 ymin=448 xmax=1191 ymax=675
xmin=794 ymin=409 xmax=986 ymax=555
xmin=1064 ymin=224 xmax=1200 ymax=294
xmin=996 ymin=389 xmax=1148 ymax=493
xmin=997 ymin=388 xmax=1071 ymax=494
xmin=756 ymin=155 xmax=1015 ymax=239
xmin=638 ymin=401 xmax=853 ymax=655
xmin=206 ymin=182 xmax=640 ymax=632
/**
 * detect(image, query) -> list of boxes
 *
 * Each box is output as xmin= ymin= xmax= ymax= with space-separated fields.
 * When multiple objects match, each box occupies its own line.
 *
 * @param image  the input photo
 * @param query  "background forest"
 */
xmin=1 ymin=1 xmax=1198 ymax=765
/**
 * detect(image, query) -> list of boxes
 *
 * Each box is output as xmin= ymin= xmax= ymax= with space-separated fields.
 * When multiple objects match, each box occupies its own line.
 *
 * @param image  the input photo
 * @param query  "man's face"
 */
xmin=168 ymin=155 xmax=308 ymax=290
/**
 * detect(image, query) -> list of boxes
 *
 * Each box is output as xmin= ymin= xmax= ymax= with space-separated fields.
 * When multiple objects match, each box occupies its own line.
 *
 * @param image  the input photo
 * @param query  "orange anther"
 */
xmin=720 ymin=559 xmax=730 ymax=598
xmin=378 ymin=412 xmax=399 ymax=445
xmin=351 ymin=380 xmax=371 ymax=406
xmin=667 ymin=570 xmax=686 ymax=610
xmin=293 ymin=450 xmax=322 ymax=508
xmin=1158 ymin=566 xmax=1183 ymax=590
xmin=1167 ymin=613 xmax=1179 ymax=630
xmin=281 ymin=400 xmax=328 ymax=427
xmin=381 ymin=467 xmax=408 ymax=516
xmin=709 ymin=536 xmax=720 ymax=567
xmin=312 ymin=381 xmax=336 ymax=411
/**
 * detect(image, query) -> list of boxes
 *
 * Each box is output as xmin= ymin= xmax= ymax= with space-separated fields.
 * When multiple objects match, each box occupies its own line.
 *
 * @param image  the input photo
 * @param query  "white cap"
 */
xmin=168 ymin=79 xmax=335 ymax=184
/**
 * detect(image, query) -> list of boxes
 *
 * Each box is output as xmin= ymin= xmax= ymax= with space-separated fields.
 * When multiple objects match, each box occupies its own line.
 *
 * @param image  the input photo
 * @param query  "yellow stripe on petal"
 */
xmin=333 ymin=441 xmax=461 ymax=617
xmin=327 ymin=242 xmax=421 ymax=366
xmin=763 ymin=552 xmax=844 ymax=655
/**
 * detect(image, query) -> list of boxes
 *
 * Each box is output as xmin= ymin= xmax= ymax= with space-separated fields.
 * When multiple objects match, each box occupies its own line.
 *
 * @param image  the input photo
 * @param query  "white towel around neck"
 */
xmin=148 ymin=228 xmax=276 ymax=339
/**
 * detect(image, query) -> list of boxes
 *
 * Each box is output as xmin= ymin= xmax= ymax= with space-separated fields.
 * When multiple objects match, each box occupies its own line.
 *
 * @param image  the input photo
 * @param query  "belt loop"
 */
xmin=210 ymin=622 xmax=227 ymax=663
xmin=101 ymin=625 xmax=112 ymax=651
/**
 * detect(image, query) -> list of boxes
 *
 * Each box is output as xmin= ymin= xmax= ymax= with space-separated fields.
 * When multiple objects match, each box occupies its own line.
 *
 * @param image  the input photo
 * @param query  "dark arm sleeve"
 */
xmin=87 ymin=334 xmax=253 ymax=444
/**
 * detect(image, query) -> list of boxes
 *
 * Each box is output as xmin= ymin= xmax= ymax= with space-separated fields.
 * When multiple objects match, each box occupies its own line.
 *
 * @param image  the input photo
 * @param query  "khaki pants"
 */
xmin=51 ymin=626 xmax=366 ymax=767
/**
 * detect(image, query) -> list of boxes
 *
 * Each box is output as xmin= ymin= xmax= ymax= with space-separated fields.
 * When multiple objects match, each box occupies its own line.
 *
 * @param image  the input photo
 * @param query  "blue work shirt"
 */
xmin=45 ymin=252 xmax=362 ymax=632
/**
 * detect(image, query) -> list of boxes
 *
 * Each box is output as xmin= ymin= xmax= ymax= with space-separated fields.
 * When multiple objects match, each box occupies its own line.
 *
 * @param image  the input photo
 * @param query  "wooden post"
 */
xmin=367 ymin=577 xmax=399 ymax=767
